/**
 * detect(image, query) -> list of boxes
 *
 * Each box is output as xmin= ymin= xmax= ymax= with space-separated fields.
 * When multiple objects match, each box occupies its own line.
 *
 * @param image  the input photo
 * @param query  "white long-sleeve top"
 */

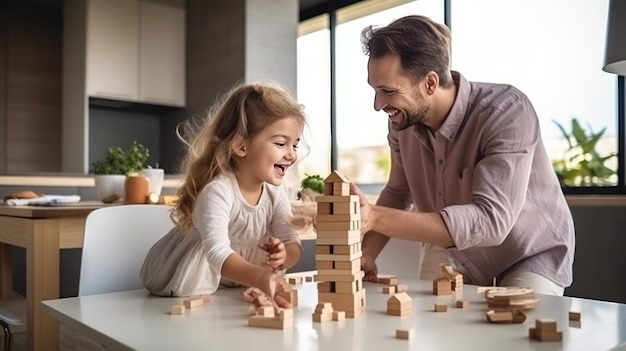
xmin=140 ymin=172 xmax=301 ymax=297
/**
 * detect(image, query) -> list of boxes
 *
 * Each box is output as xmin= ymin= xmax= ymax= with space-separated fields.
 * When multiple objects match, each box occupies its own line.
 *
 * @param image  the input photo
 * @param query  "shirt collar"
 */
xmin=412 ymin=71 xmax=470 ymax=143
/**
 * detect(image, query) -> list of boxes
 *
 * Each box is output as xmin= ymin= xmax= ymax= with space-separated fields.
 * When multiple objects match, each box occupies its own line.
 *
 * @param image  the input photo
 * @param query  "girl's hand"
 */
xmin=258 ymin=236 xmax=286 ymax=271
xmin=253 ymin=271 xmax=292 ymax=309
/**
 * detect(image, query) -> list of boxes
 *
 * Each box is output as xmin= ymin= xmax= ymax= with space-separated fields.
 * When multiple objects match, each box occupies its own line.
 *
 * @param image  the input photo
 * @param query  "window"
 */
xmin=297 ymin=0 xmax=623 ymax=193
xmin=451 ymin=0 xmax=617 ymax=188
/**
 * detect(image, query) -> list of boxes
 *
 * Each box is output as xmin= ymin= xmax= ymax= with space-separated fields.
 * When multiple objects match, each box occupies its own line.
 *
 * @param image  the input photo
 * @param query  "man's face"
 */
xmin=367 ymin=54 xmax=431 ymax=131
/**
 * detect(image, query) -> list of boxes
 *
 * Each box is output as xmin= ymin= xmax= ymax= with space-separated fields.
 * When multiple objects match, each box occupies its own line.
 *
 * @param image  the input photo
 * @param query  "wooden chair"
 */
xmin=79 ymin=204 xmax=175 ymax=296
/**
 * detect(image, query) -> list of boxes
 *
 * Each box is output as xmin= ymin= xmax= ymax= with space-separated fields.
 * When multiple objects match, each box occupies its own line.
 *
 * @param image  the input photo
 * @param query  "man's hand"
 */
xmin=259 ymin=236 xmax=286 ymax=271
xmin=361 ymin=254 xmax=379 ymax=282
xmin=350 ymin=182 xmax=374 ymax=234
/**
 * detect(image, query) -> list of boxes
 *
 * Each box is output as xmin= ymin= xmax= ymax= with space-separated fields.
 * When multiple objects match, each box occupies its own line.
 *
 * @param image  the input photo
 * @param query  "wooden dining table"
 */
xmin=0 ymin=203 xmax=105 ymax=351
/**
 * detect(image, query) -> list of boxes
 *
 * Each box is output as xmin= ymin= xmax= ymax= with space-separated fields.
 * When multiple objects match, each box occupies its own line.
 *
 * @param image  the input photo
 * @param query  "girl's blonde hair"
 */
xmin=173 ymin=81 xmax=307 ymax=231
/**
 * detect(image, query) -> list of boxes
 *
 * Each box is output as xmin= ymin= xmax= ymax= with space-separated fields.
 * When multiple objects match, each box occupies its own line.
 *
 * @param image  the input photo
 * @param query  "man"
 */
xmin=352 ymin=15 xmax=574 ymax=295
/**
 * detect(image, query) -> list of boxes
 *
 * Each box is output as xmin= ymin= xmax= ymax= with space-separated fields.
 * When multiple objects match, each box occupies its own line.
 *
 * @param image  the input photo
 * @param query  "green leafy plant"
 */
xmin=91 ymin=141 xmax=150 ymax=175
xmin=552 ymin=117 xmax=616 ymax=187
xmin=300 ymin=173 xmax=325 ymax=194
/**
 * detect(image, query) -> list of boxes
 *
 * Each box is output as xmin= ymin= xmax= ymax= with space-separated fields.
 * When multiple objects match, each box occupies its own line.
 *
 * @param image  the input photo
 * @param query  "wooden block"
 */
xmin=537 ymin=331 xmax=563 ymax=342
xmin=183 ymin=298 xmax=204 ymax=309
xmin=395 ymin=284 xmax=408 ymax=292
xmin=248 ymin=315 xmax=293 ymax=329
xmin=315 ymin=245 xmax=331 ymax=254
xmin=315 ymin=195 xmax=360 ymax=203
xmin=312 ymin=312 xmax=333 ymax=323
xmin=316 ymin=234 xmax=362 ymax=246
xmin=377 ymin=275 xmax=398 ymax=285
xmin=318 ymin=290 xmax=365 ymax=312
xmin=317 ymin=281 xmax=334 ymax=293
xmin=332 ymin=183 xmax=350 ymax=196
xmin=333 ymin=259 xmax=361 ymax=273
xmin=434 ymin=303 xmax=447 ymax=312
xmin=314 ymin=302 xmax=333 ymax=314
xmin=568 ymin=311 xmax=581 ymax=321
xmin=486 ymin=310 xmax=513 ymax=323
xmin=305 ymin=276 xmax=313 ymax=282
xmin=382 ymin=286 xmax=396 ymax=294
xmin=316 ymin=268 xmax=359 ymax=276
xmin=536 ymin=319 xmax=557 ymax=332
xmin=317 ymin=202 xmax=332 ymax=215
xmin=316 ymin=220 xmax=360 ymax=231
xmin=170 ymin=305 xmax=185 ymax=315
xmin=330 ymin=244 xmax=354 ymax=255
xmin=332 ymin=201 xmax=359 ymax=215
xmin=395 ymin=328 xmax=415 ymax=340
xmin=332 ymin=311 xmax=346 ymax=321
xmin=316 ymin=261 xmax=334 ymax=270
xmin=512 ymin=309 xmax=527 ymax=323
xmin=316 ymin=270 xmax=365 ymax=283
xmin=455 ymin=299 xmax=469 ymax=309
xmin=335 ymin=280 xmax=360 ymax=294
xmin=316 ymin=213 xmax=361 ymax=223
xmin=256 ymin=306 xmax=275 ymax=317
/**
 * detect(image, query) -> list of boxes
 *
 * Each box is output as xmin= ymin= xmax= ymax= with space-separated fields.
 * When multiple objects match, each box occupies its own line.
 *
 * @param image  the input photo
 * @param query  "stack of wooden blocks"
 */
xmin=314 ymin=171 xmax=366 ymax=319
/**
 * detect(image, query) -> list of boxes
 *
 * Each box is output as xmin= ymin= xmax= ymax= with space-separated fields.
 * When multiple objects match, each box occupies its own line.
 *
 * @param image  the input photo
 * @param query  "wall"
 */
xmin=565 ymin=205 xmax=626 ymax=304
xmin=0 ymin=3 xmax=62 ymax=172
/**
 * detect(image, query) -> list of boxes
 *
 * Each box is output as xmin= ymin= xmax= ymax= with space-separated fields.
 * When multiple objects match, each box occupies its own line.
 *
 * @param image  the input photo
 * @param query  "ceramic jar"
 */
xmin=124 ymin=175 xmax=150 ymax=204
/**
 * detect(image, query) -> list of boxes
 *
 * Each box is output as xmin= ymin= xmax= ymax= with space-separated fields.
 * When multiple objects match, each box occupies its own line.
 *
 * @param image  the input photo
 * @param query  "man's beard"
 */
xmin=391 ymin=96 xmax=431 ymax=131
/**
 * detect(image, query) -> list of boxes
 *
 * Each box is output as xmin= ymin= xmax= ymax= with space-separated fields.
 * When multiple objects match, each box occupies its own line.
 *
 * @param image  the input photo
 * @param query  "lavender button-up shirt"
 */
xmin=377 ymin=71 xmax=574 ymax=287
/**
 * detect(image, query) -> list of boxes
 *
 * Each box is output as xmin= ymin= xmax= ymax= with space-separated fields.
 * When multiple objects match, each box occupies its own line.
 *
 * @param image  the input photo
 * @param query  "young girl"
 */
xmin=140 ymin=82 xmax=306 ymax=307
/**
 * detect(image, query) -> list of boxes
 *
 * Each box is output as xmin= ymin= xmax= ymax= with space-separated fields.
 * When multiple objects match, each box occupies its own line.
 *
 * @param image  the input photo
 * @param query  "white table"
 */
xmin=41 ymin=278 xmax=626 ymax=351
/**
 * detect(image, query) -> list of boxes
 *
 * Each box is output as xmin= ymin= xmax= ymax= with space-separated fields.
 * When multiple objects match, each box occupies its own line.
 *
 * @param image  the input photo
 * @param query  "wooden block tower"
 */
xmin=314 ymin=171 xmax=366 ymax=318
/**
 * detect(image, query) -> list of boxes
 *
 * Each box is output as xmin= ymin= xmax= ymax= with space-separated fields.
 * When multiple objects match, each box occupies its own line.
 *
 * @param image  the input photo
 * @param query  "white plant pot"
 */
xmin=94 ymin=175 xmax=126 ymax=203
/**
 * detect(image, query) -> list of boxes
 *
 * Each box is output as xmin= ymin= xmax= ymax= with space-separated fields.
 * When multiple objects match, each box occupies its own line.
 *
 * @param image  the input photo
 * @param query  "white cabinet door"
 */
xmin=140 ymin=1 xmax=185 ymax=107
xmin=86 ymin=0 xmax=140 ymax=102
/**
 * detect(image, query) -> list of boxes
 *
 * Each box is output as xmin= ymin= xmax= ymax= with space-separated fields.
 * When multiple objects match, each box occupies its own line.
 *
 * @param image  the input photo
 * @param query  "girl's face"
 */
xmin=236 ymin=116 xmax=302 ymax=188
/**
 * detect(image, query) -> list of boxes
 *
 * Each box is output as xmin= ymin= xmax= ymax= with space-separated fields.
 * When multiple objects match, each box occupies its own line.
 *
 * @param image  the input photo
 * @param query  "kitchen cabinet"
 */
xmin=63 ymin=0 xmax=185 ymax=173
xmin=86 ymin=0 xmax=185 ymax=107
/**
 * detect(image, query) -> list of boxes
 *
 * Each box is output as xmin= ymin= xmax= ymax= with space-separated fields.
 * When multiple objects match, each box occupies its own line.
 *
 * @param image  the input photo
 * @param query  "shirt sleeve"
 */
xmin=193 ymin=180 xmax=236 ymax=276
xmin=441 ymin=93 xmax=539 ymax=250
xmin=269 ymin=185 xmax=302 ymax=247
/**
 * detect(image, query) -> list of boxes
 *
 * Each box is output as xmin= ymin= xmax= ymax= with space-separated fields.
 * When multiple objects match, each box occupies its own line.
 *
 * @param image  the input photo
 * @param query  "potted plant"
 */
xmin=92 ymin=141 xmax=150 ymax=203
xmin=552 ymin=117 xmax=617 ymax=187
xmin=298 ymin=173 xmax=325 ymax=201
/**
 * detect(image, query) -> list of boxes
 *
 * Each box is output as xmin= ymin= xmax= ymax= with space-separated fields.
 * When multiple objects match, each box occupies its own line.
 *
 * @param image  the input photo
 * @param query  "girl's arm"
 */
xmin=221 ymin=253 xmax=277 ymax=296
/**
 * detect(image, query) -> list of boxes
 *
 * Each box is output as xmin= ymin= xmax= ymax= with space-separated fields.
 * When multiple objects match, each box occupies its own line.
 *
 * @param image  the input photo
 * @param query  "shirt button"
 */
xmin=438 ymin=159 xmax=443 ymax=165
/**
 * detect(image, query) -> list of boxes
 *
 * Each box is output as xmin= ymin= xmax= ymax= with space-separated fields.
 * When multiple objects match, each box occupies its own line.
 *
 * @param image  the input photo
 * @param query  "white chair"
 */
xmin=0 ymin=306 xmax=22 ymax=351
xmin=79 ymin=204 xmax=175 ymax=296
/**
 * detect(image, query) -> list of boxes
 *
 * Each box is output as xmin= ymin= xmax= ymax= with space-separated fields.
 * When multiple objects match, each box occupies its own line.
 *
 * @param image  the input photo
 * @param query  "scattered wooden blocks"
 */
xmin=249 ymin=308 xmax=294 ymax=329
xmin=484 ymin=287 xmax=539 ymax=310
xmin=569 ymin=311 xmax=581 ymax=321
xmin=433 ymin=277 xmax=452 ymax=295
xmin=455 ymin=299 xmax=469 ymax=309
xmin=434 ymin=303 xmax=447 ymax=312
xmin=529 ymin=319 xmax=562 ymax=342
xmin=312 ymin=302 xmax=334 ymax=323
xmin=376 ymin=274 xmax=398 ymax=285
xmin=170 ymin=305 xmax=185 ymax=315
xmin=395 ymin=328 xmax=415 ymax=340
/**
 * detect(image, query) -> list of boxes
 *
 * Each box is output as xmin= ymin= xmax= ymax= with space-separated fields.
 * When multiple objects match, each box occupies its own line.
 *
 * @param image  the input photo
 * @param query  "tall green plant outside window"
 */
xmin=551 ymin=118 xmax=617 ymax=187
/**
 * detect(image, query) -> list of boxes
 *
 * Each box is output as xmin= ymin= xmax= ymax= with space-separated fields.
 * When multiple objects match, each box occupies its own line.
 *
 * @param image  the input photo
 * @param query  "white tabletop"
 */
xmin=42 ymin=277 xmax=626 ymax=351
